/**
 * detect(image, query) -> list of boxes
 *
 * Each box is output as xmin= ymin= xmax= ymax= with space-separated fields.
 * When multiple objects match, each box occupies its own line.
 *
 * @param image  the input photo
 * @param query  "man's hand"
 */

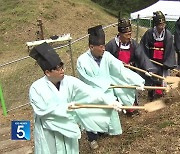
xmin=145 ymin=71 xmax=153 ymax=77
xmin=67 ymin=102 xmax=76 ymax=111
xmin=110 ymin=101 xmax=123 ymax=112
xmin=136 ymin=84 xmax=145 ymax=91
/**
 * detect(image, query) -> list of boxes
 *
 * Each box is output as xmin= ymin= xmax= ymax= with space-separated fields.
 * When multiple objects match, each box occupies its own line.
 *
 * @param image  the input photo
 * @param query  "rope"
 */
xmin=0 ymin=22 xmax=117 ymax=68
xmin=7 ymin=103 xmax=30 ymax=112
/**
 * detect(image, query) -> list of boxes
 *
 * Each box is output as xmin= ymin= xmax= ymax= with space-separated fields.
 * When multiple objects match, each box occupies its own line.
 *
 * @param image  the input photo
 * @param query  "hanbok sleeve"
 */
xmin=140 ymin=30 xmax=152 ymax=58
xmin=163 ymin=30 xmax=176 ymax=68
xmin=174 ymin=18 xmax=180 ymax=52
xmin=108 ymin=53 xmax=145 ymax=86
xmin=132 ymin=40 xmax=157 ymax=73
xmin=29 ymin=86 xmax=68 ymax=117
xmin=29 ymin=80 xmax=81 ymax=139
xmin=77 ymin=58 xmax=110 ymax=92
xmin=69 ymin=76 xmax=112 ymax=104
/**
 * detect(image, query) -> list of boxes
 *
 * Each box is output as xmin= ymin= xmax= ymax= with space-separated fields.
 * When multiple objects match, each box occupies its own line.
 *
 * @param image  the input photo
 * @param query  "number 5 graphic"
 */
xmin=16 ymin=125 xmax=25 ymax=138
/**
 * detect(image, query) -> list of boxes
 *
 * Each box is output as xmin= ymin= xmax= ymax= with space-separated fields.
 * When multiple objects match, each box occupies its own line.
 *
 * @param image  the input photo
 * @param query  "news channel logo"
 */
xmin=11 ymin=120 xmax=30 ymax=140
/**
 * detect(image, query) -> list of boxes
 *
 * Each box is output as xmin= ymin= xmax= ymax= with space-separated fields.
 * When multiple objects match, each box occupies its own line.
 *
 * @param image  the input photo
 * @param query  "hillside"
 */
xmin=0 ymin=0 xmax=180 ymax=154
xmin=0 ymin=0 xmax=117 ymax=61
xmin=0 ymin=0 xmax=118 ymax=110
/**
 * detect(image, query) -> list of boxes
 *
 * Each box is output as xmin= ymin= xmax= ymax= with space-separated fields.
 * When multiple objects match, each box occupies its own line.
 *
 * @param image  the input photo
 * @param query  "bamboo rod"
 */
xmin=73 ymin=104 xmax=145 ymax=110
xmin=150 ymin=59 xmax=179 ymax=73
xmin=124 ymin=64 xmax=165 ymax=80
xmin=109 ymin=85 xmax=167 ymax=90
xmin=69 ymin=100 xmax=165 ymax=112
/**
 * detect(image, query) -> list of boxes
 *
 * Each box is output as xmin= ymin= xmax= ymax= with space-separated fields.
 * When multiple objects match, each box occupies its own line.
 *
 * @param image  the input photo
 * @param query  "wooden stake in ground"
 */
xmin=69 ymin=100 xmax=166 ymax=112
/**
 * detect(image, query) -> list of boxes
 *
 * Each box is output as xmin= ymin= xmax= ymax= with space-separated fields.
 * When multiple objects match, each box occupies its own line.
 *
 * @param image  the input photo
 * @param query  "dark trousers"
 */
xmin=147 ymin=79 xmax=163 ymax=101
xmin=86 ymin=131 xmax=105 ymax=142
xmin=86 ymin=131 xmax=98 ymax=142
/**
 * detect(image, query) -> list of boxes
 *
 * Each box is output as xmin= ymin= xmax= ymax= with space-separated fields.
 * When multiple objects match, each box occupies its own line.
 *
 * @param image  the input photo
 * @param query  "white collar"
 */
xmin=115 ymin=35 xmax=120 ymax=47
xmin=153 ymin=27 xmax=165 ymax=41
xmin=115 ymin=36 xmax=130 ymax=49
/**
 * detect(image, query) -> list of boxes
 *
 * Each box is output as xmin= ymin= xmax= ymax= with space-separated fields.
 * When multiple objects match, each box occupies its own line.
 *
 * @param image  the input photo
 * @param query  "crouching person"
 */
xmin=77 ymin=25 xmax=145 ymax=149
xmin=29 ymin=42 xmax=122 ymax=154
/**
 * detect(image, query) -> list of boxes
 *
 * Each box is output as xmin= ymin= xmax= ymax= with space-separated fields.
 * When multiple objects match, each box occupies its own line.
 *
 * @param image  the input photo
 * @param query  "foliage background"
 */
xmin=91 ymin=0 xmax=158 ymax=17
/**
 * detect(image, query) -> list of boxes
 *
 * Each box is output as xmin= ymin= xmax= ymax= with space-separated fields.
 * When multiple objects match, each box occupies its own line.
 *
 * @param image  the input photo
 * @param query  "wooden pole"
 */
xmin=70 ymin=100 xmax=165 ymax=112
xmin=109 ymin=85 xmax=167 ymax=90
xmin=68 ymin=40 xmax=75 ymax=76
xmin=136 ymin=14 xmax=140 ymax=42
xmin=124 ymin=64 xmax=165 ymax=80
xmin=37 ymin=19 xmax=44 ymax=40
xmin=150 ymin=59 xmax=179 ymax=73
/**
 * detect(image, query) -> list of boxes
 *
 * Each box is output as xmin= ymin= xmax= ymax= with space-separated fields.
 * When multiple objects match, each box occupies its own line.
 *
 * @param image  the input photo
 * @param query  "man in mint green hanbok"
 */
xmin=77 ymin=25 xmax=145 ymax=148
xmin=29 ymin=42 xmax=121 ymax=154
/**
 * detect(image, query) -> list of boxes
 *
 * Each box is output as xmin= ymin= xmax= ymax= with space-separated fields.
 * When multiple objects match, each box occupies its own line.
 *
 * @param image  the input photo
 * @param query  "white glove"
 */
xmin=110 ymin=101 xmax=123 ymax=112
xmin=136 ymin=84 xmax=145 ymax=91
xmin=67 ymin=102 xmax=76 ymax=111
xmin=145 ymin=71 xmax=153 ymax=77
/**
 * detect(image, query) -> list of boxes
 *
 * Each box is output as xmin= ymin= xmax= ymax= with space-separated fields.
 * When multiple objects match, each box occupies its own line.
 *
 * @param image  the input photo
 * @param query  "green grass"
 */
xmin=0 ymin=0 xmax=38 ymax=32
xmin=157 ymin=120 xmax=175 ymax=129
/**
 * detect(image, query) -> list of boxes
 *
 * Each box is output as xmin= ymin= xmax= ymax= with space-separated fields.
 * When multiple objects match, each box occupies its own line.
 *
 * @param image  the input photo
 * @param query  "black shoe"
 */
xmin=148 ymin=90 xmax=154 ymax=101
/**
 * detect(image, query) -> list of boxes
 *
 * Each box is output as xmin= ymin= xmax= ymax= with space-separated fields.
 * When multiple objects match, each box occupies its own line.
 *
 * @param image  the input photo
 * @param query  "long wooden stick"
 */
xmin=124 ymin=64 xmax=165 ymax=80
xmin=109 ymin=85 xmax=170 ymax=92
xmin=124 ymin=64 xmax=180 ymax=84
xmin=73 ymin=104 xmax=145 ymax=110
xmin=150 ymin=47 xmax=164 ymax=51
xmin=150 ymin=59 xmax=179 ymax=73
xmin=109 ymin=85 xmax=169 ymax=91
xmin=69 ymin=100 xmax=165 ymax=112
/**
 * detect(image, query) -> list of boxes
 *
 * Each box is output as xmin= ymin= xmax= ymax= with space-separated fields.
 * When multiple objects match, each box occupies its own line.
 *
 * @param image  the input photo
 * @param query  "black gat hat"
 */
xmin=29 ymin=42 xmax=63 ymax=71
xmin=88 ymin=25 xmax=105 ymax=46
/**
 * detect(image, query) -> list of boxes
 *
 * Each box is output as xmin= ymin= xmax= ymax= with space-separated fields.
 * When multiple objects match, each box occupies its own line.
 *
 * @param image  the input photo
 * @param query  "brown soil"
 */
xmin=1 ymin=89 xmax=180 ymax=154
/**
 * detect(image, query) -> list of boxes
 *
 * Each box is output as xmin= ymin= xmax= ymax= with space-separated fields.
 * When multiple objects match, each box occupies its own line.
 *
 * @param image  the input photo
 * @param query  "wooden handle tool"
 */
xmin=109 ymin=85 xmax=170 ymax=92
xmin=124 ymin=64 xmax=179 ymax=84
xmin=150 ymin=59 xmax=179 ymax=73
xmin=69 ymin=100 xmax=165 ymax=112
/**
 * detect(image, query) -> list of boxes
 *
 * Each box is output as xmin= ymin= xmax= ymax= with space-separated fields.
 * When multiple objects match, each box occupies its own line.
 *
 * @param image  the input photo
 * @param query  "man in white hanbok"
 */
xmin=77 ymin=25 xmax=145 ymax=148
xmin=29 ymin=42 xmax=121 ymax=154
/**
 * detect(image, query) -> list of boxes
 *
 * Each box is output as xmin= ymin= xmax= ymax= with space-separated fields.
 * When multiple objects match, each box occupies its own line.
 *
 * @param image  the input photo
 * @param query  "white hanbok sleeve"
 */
xmin=69 ymin=76 xmax=112 ymax=104
xmin=107 ymin=52 xmax=145 ymax=86
xmin=29 ymin=84 xmax=81 ymax=139
xmin=77 ymin=58 xmax=110 ymax=92
xmin=29 ymin=86 xmax=68 ymax=117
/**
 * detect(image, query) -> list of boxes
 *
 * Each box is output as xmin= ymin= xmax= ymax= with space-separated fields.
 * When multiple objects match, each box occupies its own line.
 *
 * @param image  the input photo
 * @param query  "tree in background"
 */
xmin=91 ymin=0 xmax=158 ymax=17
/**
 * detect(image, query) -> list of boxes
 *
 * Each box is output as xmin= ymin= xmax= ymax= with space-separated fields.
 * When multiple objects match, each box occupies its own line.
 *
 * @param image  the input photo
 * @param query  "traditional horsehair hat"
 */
xmin=29 ymin=42 xmax=63 ymax=71
xmin=88 ymin=25 xmax=105 ymax=45
xmin=153 ymin=11 xmax=166 ymax=26
xmin=118 ymin=18 xmax=132 ymax=33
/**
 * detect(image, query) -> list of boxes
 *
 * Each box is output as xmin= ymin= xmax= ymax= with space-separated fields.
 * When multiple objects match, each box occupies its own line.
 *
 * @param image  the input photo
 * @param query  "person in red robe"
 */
xmin=140 ymin=11 xmax=176 ymax=101
xmin=106 ymin=17 xmax=156 ymax=116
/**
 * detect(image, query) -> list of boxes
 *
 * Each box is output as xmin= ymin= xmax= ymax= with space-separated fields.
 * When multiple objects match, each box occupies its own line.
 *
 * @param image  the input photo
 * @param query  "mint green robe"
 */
xmin=29 ymin=75 xmax=113 ymax=154
xmin=77 ymin=50 xmax=145 ymax=135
